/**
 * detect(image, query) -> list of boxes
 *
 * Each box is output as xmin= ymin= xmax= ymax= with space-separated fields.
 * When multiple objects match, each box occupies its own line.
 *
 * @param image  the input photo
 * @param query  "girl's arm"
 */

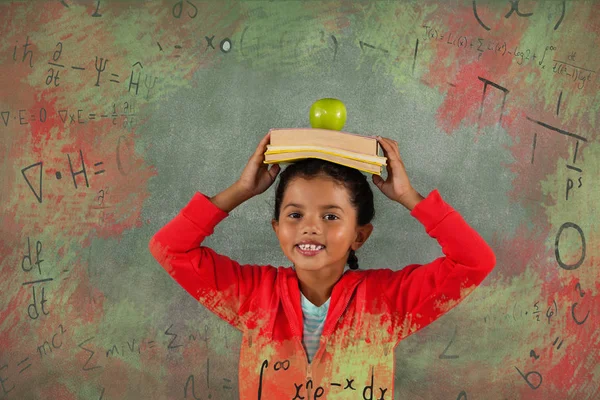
xmin=370 ymin=136 xmax=495 ymax=341
xmin=149 ymin=132 xmax=281 ymax=331
xmin=148 ymin=183 xmax=276 ymax=331
xmin=377 ymin=189 xmax=496 ymax=341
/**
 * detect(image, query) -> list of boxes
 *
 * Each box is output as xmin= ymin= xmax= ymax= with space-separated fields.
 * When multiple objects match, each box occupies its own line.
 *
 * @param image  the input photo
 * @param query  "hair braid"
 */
xmin=347 ymin=249 xmax=359 ymax=270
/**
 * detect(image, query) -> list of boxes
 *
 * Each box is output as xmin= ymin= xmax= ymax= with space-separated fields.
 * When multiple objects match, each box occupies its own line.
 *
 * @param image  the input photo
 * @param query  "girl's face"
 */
xmin=271 ymin=175 xmax=372 ymax=274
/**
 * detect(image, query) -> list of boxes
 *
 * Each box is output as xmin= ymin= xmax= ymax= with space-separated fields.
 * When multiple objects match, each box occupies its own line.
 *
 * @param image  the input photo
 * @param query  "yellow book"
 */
xmin=264 ymin=151 xmax=383 ymax=175
xmin=264 ymin=128 xmax=387 ymax=174
xmin=268 ymin=128 xmax=382 ymax=156
xmin=265 ymin=145 xmax=387 ymax=166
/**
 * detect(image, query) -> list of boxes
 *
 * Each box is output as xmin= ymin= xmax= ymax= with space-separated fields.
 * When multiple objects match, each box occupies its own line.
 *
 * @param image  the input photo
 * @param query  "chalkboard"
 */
xmin=1 ymin=1 xmax=598 ymax=399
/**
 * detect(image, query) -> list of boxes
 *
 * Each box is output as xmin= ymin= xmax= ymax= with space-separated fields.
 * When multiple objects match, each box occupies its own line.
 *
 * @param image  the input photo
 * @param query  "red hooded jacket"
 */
xmin=149 ymin=189 xmax=496 ymax=399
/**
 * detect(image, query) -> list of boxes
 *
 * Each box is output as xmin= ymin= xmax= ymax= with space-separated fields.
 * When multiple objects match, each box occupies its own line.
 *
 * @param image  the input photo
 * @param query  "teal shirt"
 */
xmin=300 ymin=292 xmax=331 ymax=363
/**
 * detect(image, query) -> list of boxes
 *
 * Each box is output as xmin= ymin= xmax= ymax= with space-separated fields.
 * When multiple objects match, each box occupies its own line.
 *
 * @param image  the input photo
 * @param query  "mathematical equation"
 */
xmin=11 ymin=37 xmax=158 ymax=97
xmin=514 ymin=281 xmax=591 ymax=392
xmin=255 ymin=360 xmax=388 ymax=400
xmin=467 ymin=70 xmax=588 ymax=204
xmin=420 ymin=26 xmax=595 ymax=90
xmin=1 ymin=101 xmax=136 ymax=129
xmin=20 ymin=237 xmax=51 ymax=321
xmin=0 ymin=322 xmax=235 ymax=399
xmin=452 ymin=227 xmax=590 ymax=399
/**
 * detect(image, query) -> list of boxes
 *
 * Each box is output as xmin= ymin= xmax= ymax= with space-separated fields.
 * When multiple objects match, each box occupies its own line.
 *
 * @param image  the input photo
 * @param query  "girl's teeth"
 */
xmin=298 ymin=245 xmax=324 ymax=250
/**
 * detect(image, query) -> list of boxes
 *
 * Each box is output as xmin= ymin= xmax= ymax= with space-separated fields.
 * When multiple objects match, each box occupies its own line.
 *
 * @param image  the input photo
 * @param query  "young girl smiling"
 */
xmin=149 ymin=132 xmax=496 ymax=399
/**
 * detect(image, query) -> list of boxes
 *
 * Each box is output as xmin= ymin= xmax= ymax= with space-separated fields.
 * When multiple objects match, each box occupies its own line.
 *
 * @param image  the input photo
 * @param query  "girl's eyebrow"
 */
xmin=284 ymin=203 xmax=344 ymax=212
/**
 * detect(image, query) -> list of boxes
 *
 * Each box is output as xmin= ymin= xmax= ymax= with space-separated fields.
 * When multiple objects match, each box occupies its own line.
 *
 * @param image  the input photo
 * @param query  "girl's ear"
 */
xmin=271 ymin=219 xmax=279 ymax=234
xmin=352 ymin=223 xmax=373 ymax=251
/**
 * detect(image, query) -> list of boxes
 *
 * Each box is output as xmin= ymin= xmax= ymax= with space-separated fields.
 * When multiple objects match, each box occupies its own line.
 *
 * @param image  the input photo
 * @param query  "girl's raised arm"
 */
xmin=370 ymin=136 xmax=496 ymax=342
xmin=148 ymin=132 xmax=281 ymax=330
xmin=376 ymin=189 xmax=496 ymax=342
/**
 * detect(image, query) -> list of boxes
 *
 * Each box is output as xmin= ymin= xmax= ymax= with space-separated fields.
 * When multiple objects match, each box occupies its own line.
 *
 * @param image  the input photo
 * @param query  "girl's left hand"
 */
xmin=372 ymin=136 xmax=419 ymax=206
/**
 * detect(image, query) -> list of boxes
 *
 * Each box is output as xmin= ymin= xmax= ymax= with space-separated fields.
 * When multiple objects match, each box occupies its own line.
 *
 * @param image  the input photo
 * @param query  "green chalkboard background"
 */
xmin=1 ymin=1 xmax=598 ymax=399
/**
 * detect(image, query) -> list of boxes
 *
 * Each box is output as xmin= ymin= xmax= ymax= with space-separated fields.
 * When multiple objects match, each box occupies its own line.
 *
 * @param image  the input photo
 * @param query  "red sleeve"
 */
xmin=378 ymin=190 xmax=496 ymax=342
xmin=148 ymin=192 xmax=275 ymax=331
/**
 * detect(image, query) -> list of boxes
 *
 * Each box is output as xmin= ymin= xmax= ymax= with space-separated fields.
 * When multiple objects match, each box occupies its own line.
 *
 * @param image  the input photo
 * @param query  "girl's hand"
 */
xmin=235 ymin=131 xmax=281 ymax=198
xmin=372 ymin=136 xmax=423 ymax=209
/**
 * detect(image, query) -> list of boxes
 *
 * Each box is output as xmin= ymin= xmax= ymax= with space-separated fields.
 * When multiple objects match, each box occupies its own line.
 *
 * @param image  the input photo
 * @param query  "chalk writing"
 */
xmin=1 ymin=101 xmax=136 ymax=129
xmin=0 ymin=324 xmax=68 ymax=396
xmin=527 ymin=116 xmax=587 ymax=199
xmin=412 ymin=38 xmax=419 ymax=75
xmin=12 ymin=36 xmax=34 ymax=68
xmin=184 ymin=358 xmax=234 ymax=399
xmin=91 ymin=0 xmax=102 ymax=17
xmin=37 ymin=324 xmax=67 ymax=358
xmin=552 ymin=58 xmax=595 ymax=89
xmin=519 ymin=283 xmax=592 ymax=391
xmin=21 ymin=150 xmax=107 ymax=203
xmin=46 ymin=42 xmax=64 ymax=87
xmin=570 ymin=282 xmax=590 ymax=325
xmin=172 ymin=0 xmax=198 ymax=19
xmin=439 ymin=325 xmax=459 ymax=359
xmin=555 ymin=222 xmax=586 ymax=271
xmin=515 ymin=365 xmax=543 ymax=390
xmin=472 ymin=0 xmax=566 ymax=31
xmin=421 ymin=25 xmax=565 ymax=71
xmin=255 ymin=360 xmax=390 ymax=399
xmin=421 ymin=26 xmax=594 ymax=90
xmin=478 ymin=76 xmax=509 ymax=128
xmin=21 ymin=237 xmax=51 ymax=319
xmin=8 ymin=37 xmax=162 ymax=90
xmin=240 ymin=26 xmax=339 ymax=63
xmin=129 ymin=62 xmax=158 ymax=99
xmin=511 ymin=299 xmax=559 ymax=324
xmin=60 ymin=0 xmax=102 ymax=17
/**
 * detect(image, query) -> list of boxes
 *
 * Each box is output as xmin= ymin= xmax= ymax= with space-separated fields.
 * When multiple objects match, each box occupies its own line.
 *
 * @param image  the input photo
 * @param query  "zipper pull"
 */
xmin=306 ymin=363 xmax=313 ymax=399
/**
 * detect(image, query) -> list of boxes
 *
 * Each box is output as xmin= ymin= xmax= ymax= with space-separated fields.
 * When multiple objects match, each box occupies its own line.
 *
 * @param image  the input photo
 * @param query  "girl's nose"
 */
xmin=301 ymin=216 xmax=321 ymax=234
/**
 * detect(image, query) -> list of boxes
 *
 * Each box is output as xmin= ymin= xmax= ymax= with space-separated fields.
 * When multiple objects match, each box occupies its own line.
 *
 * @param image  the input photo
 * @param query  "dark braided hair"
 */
xmin=273 ymin=158 xmax=375 ymax=270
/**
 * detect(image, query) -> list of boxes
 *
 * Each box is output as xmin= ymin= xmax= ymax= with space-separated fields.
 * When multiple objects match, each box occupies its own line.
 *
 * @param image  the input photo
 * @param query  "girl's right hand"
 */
xmin=235 ymin=131 xmax=281 ymax=198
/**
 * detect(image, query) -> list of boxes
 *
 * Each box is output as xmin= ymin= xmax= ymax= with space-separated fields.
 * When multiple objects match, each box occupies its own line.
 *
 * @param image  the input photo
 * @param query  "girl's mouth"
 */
xmin=295 ymin=244 xmax=325 ymax=257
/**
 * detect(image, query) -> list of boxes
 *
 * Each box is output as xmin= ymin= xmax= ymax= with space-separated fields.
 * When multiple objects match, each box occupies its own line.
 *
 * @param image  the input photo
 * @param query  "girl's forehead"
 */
xmin=283 ymin=176 xmax=352 ymax=205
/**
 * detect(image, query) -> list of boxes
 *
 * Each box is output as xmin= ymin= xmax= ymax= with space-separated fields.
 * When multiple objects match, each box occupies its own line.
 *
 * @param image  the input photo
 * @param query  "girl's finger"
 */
xmin=260 ymin=132 xmax=271 ymax=150
xmin=252 ymin=132 xmax=271 ymax=160
xmin=379 ymin=136 xmax=403 ymax=163
xmin=382 ymin=137 xmax=400 ymax=159
xmin=377 ymin=137 xmax=397 ymax=175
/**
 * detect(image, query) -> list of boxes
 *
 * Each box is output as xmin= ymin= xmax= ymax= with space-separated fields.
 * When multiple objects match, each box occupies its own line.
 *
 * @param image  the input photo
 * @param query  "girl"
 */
xmin=149 ymin=132 xmax=496 ymax=399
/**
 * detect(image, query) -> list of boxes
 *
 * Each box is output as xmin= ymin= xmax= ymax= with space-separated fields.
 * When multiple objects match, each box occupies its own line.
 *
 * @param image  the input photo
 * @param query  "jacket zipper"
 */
xmin=281 ymin=273 xmax=362 ymax=397
xmin=298 ymin=287 xmax=356 ymax=397
xmin=295 ymin=337 xmax=312 ymax=398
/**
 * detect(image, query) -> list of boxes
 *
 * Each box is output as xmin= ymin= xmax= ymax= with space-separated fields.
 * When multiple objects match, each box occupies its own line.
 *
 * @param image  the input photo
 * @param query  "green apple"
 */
xmin=309 ymin=98 xmax=347 ymax=131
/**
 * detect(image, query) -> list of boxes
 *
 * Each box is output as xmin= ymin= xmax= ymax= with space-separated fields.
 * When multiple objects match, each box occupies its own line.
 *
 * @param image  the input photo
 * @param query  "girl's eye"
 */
xmin=287 ymin=213 xmax=339 ymax=220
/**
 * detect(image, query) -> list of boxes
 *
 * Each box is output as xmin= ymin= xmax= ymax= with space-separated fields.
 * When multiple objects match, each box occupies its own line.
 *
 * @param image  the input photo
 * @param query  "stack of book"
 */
xmin=263 ymin=128 xmax=387 ymax=175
